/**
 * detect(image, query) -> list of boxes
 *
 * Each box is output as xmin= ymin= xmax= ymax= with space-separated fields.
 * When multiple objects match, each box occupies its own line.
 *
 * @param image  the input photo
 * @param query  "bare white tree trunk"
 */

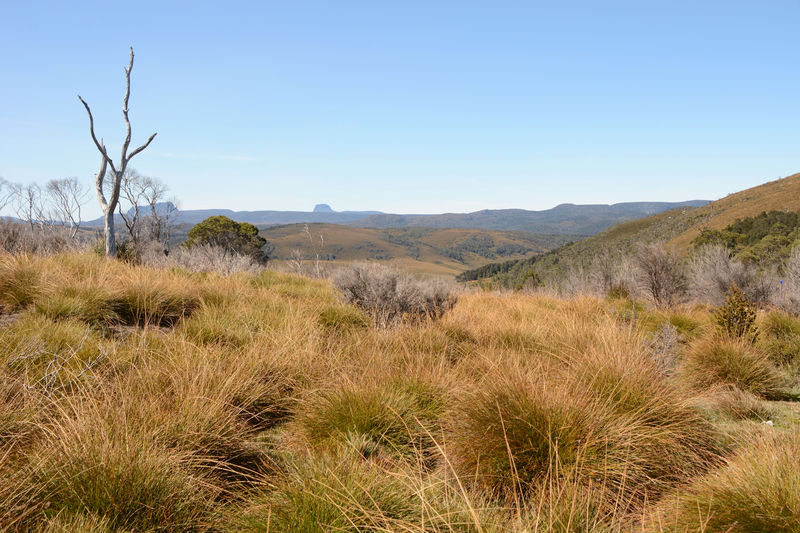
xmin=78 ymin=47 xmax=156 ymax=257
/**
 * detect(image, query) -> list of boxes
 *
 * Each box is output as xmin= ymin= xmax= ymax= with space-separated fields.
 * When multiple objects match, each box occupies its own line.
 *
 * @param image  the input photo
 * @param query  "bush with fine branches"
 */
xmin=633 ymin=243 xmax=687 ymax=307
xmin=688 ymin=244 xmax=775 ymax=306
xmin=332 ymin=263 xmax=457 ymax=327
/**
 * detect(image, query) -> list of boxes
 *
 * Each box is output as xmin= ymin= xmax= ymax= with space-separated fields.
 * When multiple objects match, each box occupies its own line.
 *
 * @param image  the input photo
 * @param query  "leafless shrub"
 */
xmin=0 ymin=219 xmax=80 ymax=255
xmin=116 ymin=169 xmax=178 ymax=249
xmin=555 ymin=265 xmax=598 ymax=297
xmin=774 ymin=247 xmax=800 ymax=313
xmin=689 ymin=245 xmax=774 ymax=306
xmin=0 ymin=177 xmax=14 ymax=212
xmin=633 ymin=243 xmax=687 ymax=307
xmin=647 ymin=323 xmax=681 ymax=376
xmin=287 ymin=247 xmax=305 ymax=275
xmin=45 ymin=177 xmax=88 ymax=238
xmin=11 ymin=183 xmax=46 ymax=231
xmin=285 ymin=225 xmax=327 ymax=278
xmin=552 ymin=251 xmax=637 ymax=299
xmin=332 ymin=262 xmax=458 ymax=327
xmin=141 ymin=242 xmax=263 ymax=276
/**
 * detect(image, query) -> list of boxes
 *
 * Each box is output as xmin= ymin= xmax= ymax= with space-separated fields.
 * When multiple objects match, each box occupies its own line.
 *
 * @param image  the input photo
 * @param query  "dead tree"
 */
xmin=78 ymin=47 xmax=156 ymax=256
xmin=0 ymin=177 xmax=14 ymax=213
xmin=117 ymin=169 xmax=177 ymax=249
xmin=45 ymin=177 xmax=88 ymax=238
xmin=117 ymin=168 xmax=146 ymax=243
xmin=12 ymin=183 xmax=46 ymax=231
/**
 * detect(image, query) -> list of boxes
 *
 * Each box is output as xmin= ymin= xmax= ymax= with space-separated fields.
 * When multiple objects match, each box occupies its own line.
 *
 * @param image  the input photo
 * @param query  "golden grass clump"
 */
xmin=295 ymin=377 xmax=445 ymax=464
xmin=647 ymin=429 xmax=800 ymax=533
xmin=448 ymin=366 xmax=594 ymax=493
xmin=231 ymin=449 xmax=425 ymax=532
xmin=2 ymin=395 xmax=216 ymax=532
xmin=0 ymin=254 xmax=42 ymax=312
xmin=759 ymin=310 xmax=800 ymax=367
xmin=684 ymin=336 xmax=789 ymax=400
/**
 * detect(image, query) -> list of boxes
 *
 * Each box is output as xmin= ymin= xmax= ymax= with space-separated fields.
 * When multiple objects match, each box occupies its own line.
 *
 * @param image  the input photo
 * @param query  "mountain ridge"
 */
xmin=81 ymin=200 xmax=709 ymax=235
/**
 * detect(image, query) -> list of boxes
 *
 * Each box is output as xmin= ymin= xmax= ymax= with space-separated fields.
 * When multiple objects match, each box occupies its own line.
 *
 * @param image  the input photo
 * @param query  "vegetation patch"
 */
xmin=648 ymin=429 xmax=800 ymax=533
xmin=684 ymin=337 xmax=789 ymax=400
xmin=296 ymin=378 xmax=444 ymax=464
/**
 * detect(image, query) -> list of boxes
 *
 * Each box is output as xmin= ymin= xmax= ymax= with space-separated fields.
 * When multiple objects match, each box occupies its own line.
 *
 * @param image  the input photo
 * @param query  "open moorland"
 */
xmin=1 ymin=250 xmax=799 ymax=532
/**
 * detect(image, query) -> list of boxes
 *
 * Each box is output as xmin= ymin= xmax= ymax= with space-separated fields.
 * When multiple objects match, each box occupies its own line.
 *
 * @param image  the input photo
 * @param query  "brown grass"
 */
xmin=0 ymin=251 xmax=798 ymax=531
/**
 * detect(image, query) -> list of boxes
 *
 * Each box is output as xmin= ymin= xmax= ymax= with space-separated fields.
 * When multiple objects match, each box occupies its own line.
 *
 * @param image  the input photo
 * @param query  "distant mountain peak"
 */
xmin=313 ymin=204 xmax=334 ymax=213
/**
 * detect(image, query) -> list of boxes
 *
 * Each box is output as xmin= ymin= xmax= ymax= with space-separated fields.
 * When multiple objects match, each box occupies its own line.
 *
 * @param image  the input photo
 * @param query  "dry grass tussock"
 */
xmin=0 ymin=251 xmax=799 ymax=531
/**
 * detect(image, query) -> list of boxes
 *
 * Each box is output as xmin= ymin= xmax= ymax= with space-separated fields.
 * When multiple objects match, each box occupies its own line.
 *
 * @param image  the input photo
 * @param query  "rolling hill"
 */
xmin=258 ymin=223 xmax=579 ymax=276
xmin=460 ymin=173 xmax=800 ymax=286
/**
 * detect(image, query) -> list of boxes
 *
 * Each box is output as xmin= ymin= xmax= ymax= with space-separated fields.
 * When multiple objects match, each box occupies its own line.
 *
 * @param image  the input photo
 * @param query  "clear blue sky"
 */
xmin=2 ymin=1 xmax=799 ymax=218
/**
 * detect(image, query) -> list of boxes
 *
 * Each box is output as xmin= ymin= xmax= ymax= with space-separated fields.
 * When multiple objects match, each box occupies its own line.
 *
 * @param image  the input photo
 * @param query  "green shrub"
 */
xmin=714 ymin=285 xmax=758 ymax=340
xmin=184 ymin=216 xmax=269 ymax=262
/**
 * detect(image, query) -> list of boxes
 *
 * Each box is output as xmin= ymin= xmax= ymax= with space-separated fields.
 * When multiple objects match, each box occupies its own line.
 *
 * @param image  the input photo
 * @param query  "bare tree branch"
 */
xmin=126 ymin=132 xmax=158 ymax=163
xmin=77 ymin=96 xmax=119 ymax=178
xmin=121 ymin=47 xmax=134 ymax=165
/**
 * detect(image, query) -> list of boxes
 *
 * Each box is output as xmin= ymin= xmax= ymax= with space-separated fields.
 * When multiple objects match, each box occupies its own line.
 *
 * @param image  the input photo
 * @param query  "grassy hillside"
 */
xmin=1 ymin=252 xmax=799 ymax=531
xmin=259 ymin=223 xmax=579 ymax=276
xmin=461 ymin=173 xmax=800 ymax=285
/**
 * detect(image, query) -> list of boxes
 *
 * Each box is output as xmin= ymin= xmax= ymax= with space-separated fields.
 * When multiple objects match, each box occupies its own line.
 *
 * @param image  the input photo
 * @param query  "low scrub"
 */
xmin=332 ymin=263 xmax=457 ymax=327
xmin=142 ymin=243 xmax=264 ymax=276
xmin=3 ymin=252 xmax=800 ymax=531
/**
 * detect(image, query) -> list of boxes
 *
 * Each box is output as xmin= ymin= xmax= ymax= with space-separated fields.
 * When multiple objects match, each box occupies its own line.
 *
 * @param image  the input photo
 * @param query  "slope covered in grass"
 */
xmin=461 ymin=172 xmax=800 ymax=286
xmin=0 ymin=252 xmax=799 ymax=531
